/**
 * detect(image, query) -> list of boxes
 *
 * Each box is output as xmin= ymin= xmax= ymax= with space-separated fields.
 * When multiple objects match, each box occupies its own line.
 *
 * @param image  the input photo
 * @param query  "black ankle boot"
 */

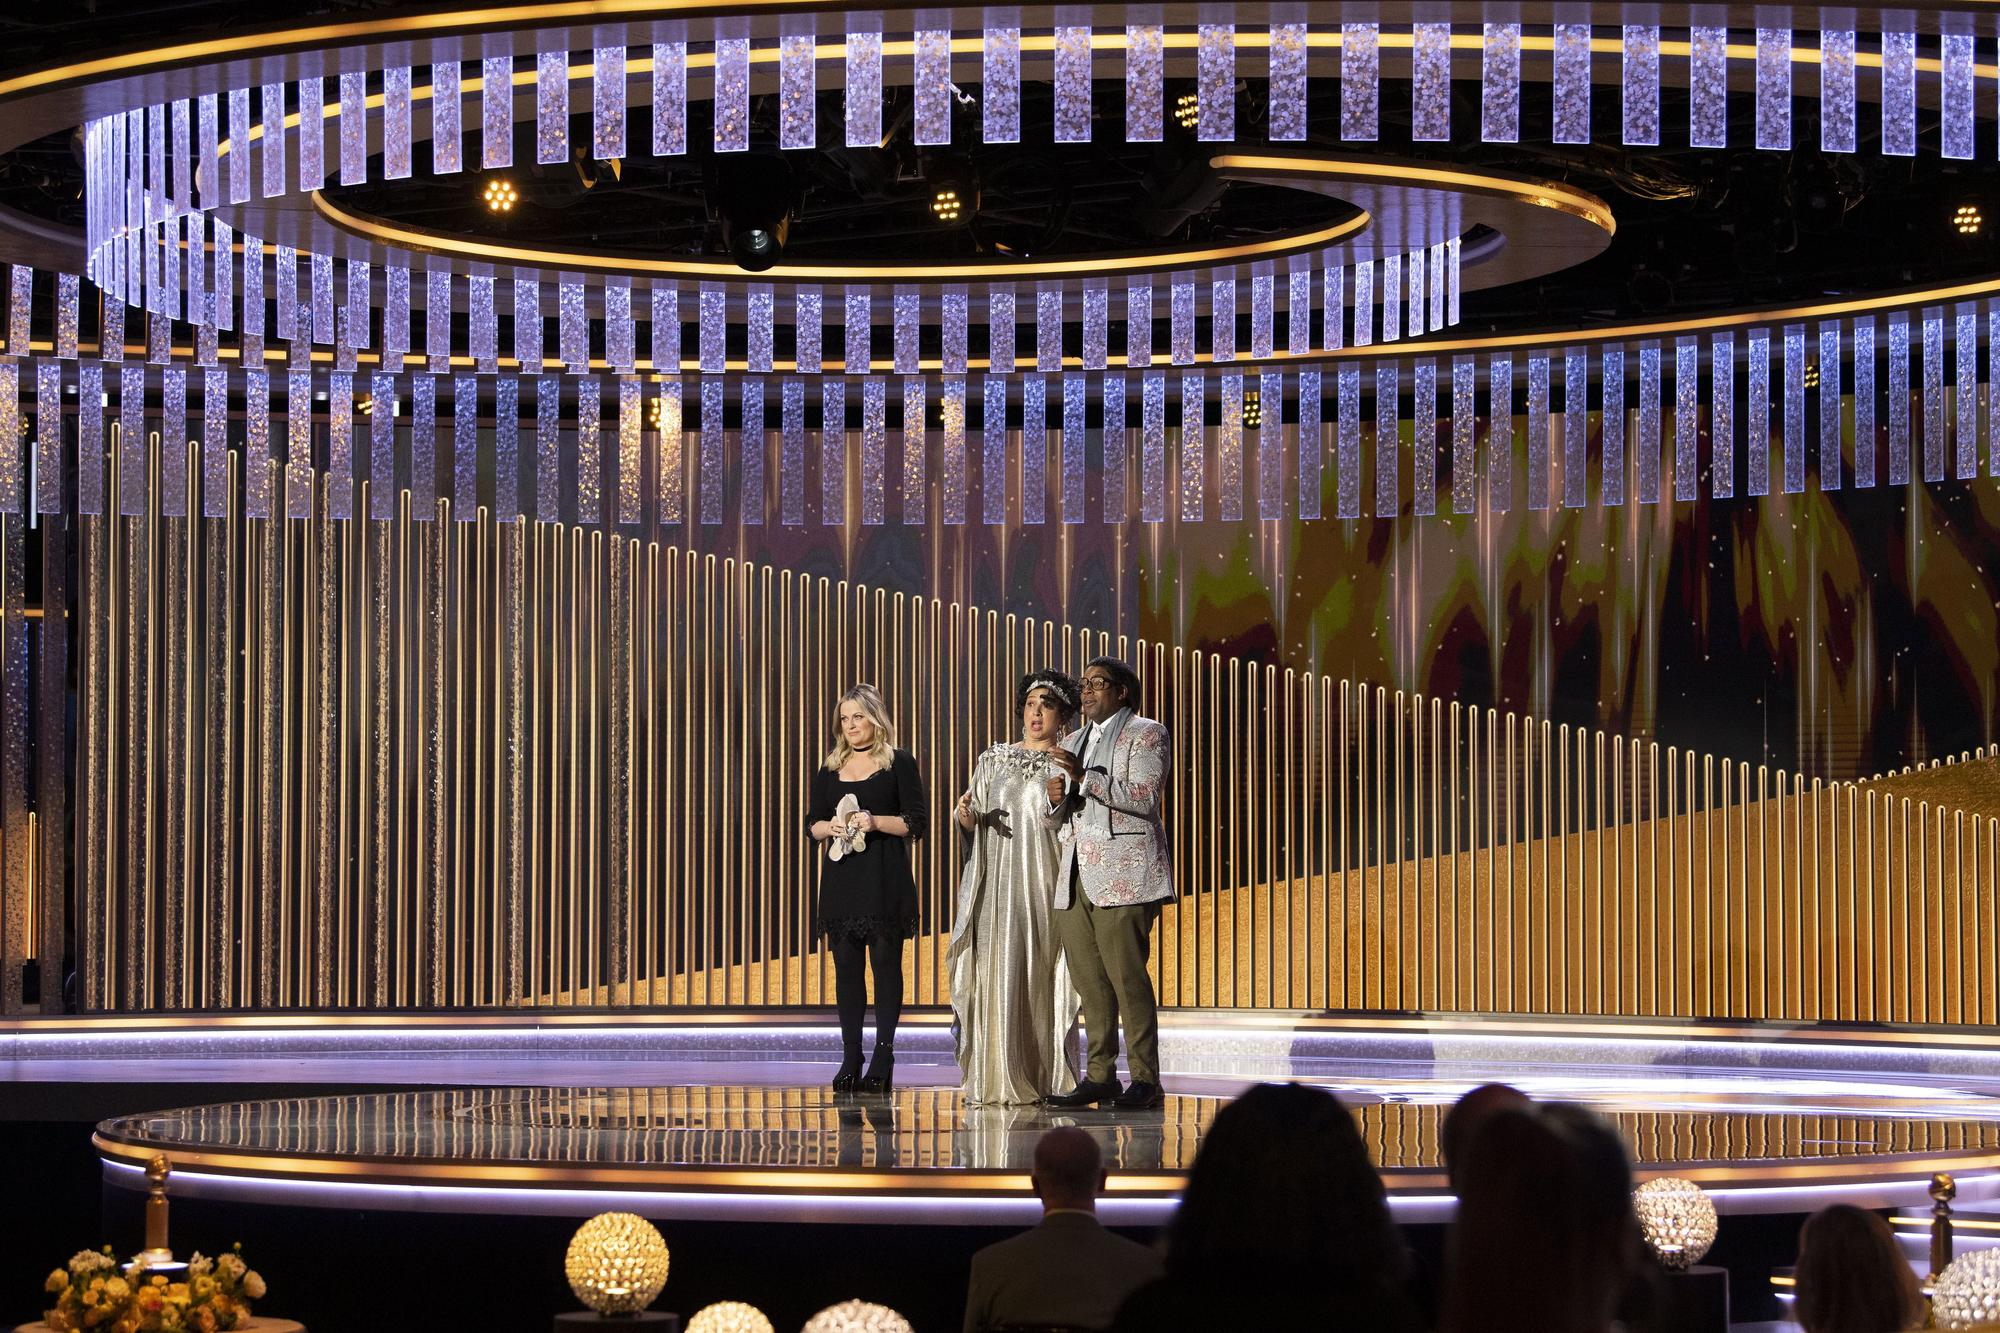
xmin=859 ymin=1042 xmax=895 ymax=1095
xmin=831 ymin=1051 xmax=863 ymax=1094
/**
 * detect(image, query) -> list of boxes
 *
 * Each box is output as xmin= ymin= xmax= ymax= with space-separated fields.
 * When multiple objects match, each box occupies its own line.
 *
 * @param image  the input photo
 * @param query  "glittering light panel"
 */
xmin=1888 ymin=316 xmax=1910 ymax=486
xmin=494 ymin=374 xmax=520 ymax=520
xmin=431 ymin=61 xmax=462 ymax=173
xmin=537 ymin=374 xmax=560 ymax=521
xmin=651 ymin=282 xmax=679 ymax=372
xmin=1298 ymin=368 xmax=1322 ymax=520
xmin=1141 ymin=371 xmax=1165 ymax=522
xmin=1561 ymin=349 xmax=1586 ymax=507
xmin=1288 ymin=263 xmax=1311 ymax=356
xmin=1448 ymin=238 xmax=1462 ymax=325
xmin=653 ymin=42 xmax=687 ymax=156
xmin=1622 ymin=26 xmax=1659 ymax=146
xmin=1819 ymin=322 xmax=1843 ymax=490
xmin=513 ymin=276 xmax=542 ymax=373
xmin=298 ymin=76 xmax=324 ymax=191
xmin=1339 ymin=24 xmax=1380 ymax=142
xmin=118 ymin=364 xmax=147 ymax=516
xmin=1710 ymin=334 xmax=1734 ymax=498
xmin=1035 ymin=286 xmax=1062 ymax=372
xmin=914 ymin=29 xmax=951 ymax=146
xmin=1217 ymin=372 xmax=1243 ymax=521
xmin=860 ymin=376 xmax=885 ymax=524
xmin=1353 ymin=261 xmax=1374 ymax=347
xmin=748 ymin=288 xmax=774 ymax=373
xmin=1821 ymin=31 xmax=1856 ymax=153
xmin=1746 ymin=329 xmax=1770 ymax=496
xmin=1754 ymin=29 xmax=1792 ymax=151
xmin=1373 ymin=364 xmax=1398 ymax=518
xmin=1335 ymin=365 xmax=1360 ymax=519
xmin=1101 ymin=373 xmax=1126 ymax=521
xmin=593 ymin=46 xmax=626 ymax=160
xmin=239 ymin=238 xmax=261 ymax=363
xmin=36 ymin=361 xmax=63 ymax=517
xmin=655 ymin=377 xmax=681 ymax=524
xmin=1406 ymin=250 xmax=1424 ymax=339
xmin=904 ymin=374 xmax=924 ymax=524
xmin=1553 ymin=24 xmax=1590 ymax=144
xmin=1602 ymin=346 xmax=1626 ymax=505
xmin=1957 ymin=308 xmax=1978 ymax=478
xmin=339 ymin=70 xmax=366 ymax=185
xmin=1526 ymin=351 xmax=1550 ymax=509
xmin=1127 ymin=282 xmax=1152 ymax=367
xmin=1689 ymin=27 xmax=1728 ymax=149
xmin=606 ymin=280 xmax=634 ymax=372
xmin=1126 ymin=24 xmax=1164 ymax=142
xmin=1251 ymin=271 xmax=1274 ymax=359
xmin=1212 ymin=278 xmax=1236 ymax=361
xmin=700 ymin=283 xmax=726 ymax=374
xmin=55 ymin=271 xmax=78 ymax=359
xmin=1170 ymin=279 xmax=1195 ymax=365
xmin=560 ymin=276 xmax=587 ymax=372
xmin=986 ymin=286 xmax=1014 ymax=374
xmin=984 ymin=27 xmax=1020 ymax=144
xmin=425 ymin=267 xmax=451 ymax=373
xmin=780 ymin=378 xmax=804 ymax=524
xmin=617 ymin=376 xmax=641 ymax=523
xmin=413 ymin=373 xmax=438 ymax=513
xmin=227 ymin=86 xmax=251 ymax=202
xmin=846 ymin=27 xmax=882 ymax=149
xmin=197 ymin=92 xmax=218 ymax=210
xmin=196 ymin=366 xmax=220 ymax=518
xmin=1943 ymin=35 xmax=1975 ymax=160
xmin=981 ymin=375 xmax=1006 ymax=524
xmin=741 ymin=378 xmax=765 ymax=524
xmin=1061 ymin=373 xmax=1087 ymax=523
xmin=1923 ymin=312 xmax=1945 ymax=483
xmin=941 ymin=375 xmax=966 ymax=524
xmin=1053 ymin=26 xmax=1092 ymax=143
xmin=481 ymin=55 xmax=512 ymax=168
xmin=1412 ymin=23 xmax=1450 ymax=141
xmin=454 ymin=376 xmax=480 ymax=519
xmin=1673 ymin=337 xmax=1698 ymax=502
xmin=845 ymin=287 xmax=871 ymax=374
xmin=796 ymin=287 xmax=822 ymax=373
xmin=1323 ymin=266 xmax=1344 ymax=350
xmin=1636 ymin=345 xmax=1660 ymax=505
xmin=0 ymin=363 xmax=18 ymax=513
xmin=1257 ymin=370 xmax=1284 ymax=519
xmin=376 ymin=66 xmax=411 ymax=184
xmin=1180 ymin=373 xmax=1205 ymax=521
xmin=1854 ymin=319 xmax=1877 ymax=487
xmin=311 ymin=251 xmax=334 ymax=344
xmin=1268 ymin=23 xmax=1307 ymax=141
xmin=1083 ymin=285 xmax=1108 ymax=370
xmin=243 ymin=367 xmax=269 ymax=518
xmin=536 ymin=50 xmax=569 ymax=165
xmin=1380 ymin=257 xmax=1400 ymax=343
xmin=1482 ymin=24 xmax=1521 ymax=143
xmin=1021 ymin=374 xmax=1047 ymax=524
xmin=714 ymin=38 xmax=750 ymax=152
xmin=779 ymin=31 xmax=815 ymax=150
xmin=942 ymin=288 xmax=968 ymax=375
xmin=1883 ymin=31 xmax=1915 ymax=156
xmin=77 ymin=361 xmax=104 ymax=515
xmin=821 ymin=377 xmax=847 ymax=523
xmin=1199 ymin=24 xmax=1236 ymax=142
xmin=469 ymin=274 xmax=497 ymax=372
xmin=1451 ymin=356 xmax=1475 ymax=513
xmin=1783 ymin=325 xmax=1806 ymax=493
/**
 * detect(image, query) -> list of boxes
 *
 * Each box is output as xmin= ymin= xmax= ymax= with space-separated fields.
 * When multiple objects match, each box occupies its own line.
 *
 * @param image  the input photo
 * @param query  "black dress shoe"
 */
xmin=1113 ymin=1080 xmax=1165 ymax=1110
xmin=858 ymin=1043 xmax=895 ymax=1095
xmin=1044 ymin=1078 xmax=1123 ymax=1109
xmin=831 ymin=1053 xmax=862 ymax=1094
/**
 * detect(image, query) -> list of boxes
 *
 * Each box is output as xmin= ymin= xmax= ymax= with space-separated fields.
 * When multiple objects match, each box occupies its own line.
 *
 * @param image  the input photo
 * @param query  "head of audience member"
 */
xmin=1440 ymin=1101 xmax=1642 ymax=1333
xmin=1793 ymin=1205 xmax=1924 ymax=1333
xmin=1031 ymin=1127 xmax=1107 ymax=1216
xmin=1440 ymin=1083 xmax=1532 ymax=1192
xmin=1164 ymin=1082 xmax=1414 ymax=1325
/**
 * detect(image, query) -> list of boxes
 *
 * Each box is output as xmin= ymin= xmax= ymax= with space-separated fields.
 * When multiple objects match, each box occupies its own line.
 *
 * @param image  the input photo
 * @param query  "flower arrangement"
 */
xmin=41 ymin=1243 xmax=266 ymax=1333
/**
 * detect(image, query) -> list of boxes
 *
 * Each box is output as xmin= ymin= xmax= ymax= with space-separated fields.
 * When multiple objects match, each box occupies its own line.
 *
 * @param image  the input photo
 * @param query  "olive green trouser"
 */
xmin=1054 ymin=868 xmax=1161 ymax=1086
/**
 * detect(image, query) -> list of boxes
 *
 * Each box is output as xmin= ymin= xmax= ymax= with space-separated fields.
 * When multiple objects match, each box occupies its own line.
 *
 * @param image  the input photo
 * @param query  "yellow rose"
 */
xmin=80 ymin=1308 xmax=105 ymax=1329
xmin=104 ymin=1277 xmax=129 ymax=1300
xmin=241 ymin=1272 xmax=265 ymax=1301
xmin=46 ymin=1268 xmax=70 ymax=1293
xmin=190 ymin=1277 xmax=215 ymax=1301
xmin=168 ymin=1283 xmax=189 ymax=1302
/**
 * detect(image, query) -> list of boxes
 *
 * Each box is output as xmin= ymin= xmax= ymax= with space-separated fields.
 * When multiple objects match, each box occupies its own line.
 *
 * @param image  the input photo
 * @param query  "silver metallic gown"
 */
xmin=947 ymin=743 xmax=1081 ymax=1106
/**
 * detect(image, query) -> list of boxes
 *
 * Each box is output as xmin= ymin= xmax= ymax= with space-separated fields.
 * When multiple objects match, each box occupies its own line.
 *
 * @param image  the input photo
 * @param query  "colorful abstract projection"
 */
xmin=0 ymin=11 xmax=1996 ymax=529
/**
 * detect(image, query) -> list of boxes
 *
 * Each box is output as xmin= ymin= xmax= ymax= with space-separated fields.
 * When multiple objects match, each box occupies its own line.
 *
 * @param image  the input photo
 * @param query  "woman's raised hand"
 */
xmin=955 ymin=792 xmax=976 ymax=830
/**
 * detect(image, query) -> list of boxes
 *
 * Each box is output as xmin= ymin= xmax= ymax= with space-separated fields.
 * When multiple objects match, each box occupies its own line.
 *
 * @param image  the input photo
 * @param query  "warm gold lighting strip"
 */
xmin=1209 ymin=154 xmax=1616 ymax=235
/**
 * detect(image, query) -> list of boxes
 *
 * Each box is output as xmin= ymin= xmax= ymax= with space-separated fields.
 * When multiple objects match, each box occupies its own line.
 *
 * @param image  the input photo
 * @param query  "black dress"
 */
xmin=809 ymin=749 xmax=928 ymax=942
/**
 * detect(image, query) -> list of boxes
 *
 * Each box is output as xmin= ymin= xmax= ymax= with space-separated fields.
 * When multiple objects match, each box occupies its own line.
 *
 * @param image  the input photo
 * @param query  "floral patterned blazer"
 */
xmin=1044 ymin=709 xmax=1174 ymax=909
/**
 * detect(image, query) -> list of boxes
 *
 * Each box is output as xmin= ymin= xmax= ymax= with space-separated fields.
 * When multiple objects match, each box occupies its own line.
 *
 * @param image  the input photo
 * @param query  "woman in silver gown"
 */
xmin=947 ymin=672 xmax=1083 ymax=1106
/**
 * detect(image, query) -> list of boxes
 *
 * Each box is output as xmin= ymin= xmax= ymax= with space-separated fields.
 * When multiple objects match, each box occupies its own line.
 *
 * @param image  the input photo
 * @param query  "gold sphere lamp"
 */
xmin=1633 ymin=1176 xmax=1718 ymax=1271
xmin=686 ymin=1301 xmax=775 ymax=1333
xmin=559 ymin=1212 xmax=673 ymax=1327
xmin=800 ymin=1300 xmax=914 ymax=1333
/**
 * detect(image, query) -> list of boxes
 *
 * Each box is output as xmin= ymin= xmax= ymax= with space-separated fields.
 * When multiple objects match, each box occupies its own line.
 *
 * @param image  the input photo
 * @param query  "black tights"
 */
xmin=830 ymin=933 xmax=904 ymax=1057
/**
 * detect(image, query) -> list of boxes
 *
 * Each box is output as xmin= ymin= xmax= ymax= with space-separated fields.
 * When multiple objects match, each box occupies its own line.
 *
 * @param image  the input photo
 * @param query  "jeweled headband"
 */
xmin=1025 ymin=675 xmax=1079 ymax=709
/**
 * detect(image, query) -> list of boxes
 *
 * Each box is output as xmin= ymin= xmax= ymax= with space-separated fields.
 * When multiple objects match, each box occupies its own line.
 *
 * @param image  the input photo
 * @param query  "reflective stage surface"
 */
xmin=65 ymin=1013 xmax=2000 ymax=1225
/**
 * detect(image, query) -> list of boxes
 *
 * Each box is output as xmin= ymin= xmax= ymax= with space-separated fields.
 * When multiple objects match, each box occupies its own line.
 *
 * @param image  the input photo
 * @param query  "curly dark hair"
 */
xmin=1016 ymin=671 xmax=1081 ymax=725
xmin=1083 ymin=655 xmax=1143 ymax=711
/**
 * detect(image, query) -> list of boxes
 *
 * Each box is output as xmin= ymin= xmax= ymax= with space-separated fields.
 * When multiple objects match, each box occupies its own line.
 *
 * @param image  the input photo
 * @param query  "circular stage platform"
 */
xmin=57 ymin=1012 xmax=2000 ymax=1226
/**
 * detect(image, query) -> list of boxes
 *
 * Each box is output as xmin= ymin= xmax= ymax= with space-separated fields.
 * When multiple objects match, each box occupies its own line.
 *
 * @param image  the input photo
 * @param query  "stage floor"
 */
xmin=27 ymin=1011 xmax=1996 ymax=1225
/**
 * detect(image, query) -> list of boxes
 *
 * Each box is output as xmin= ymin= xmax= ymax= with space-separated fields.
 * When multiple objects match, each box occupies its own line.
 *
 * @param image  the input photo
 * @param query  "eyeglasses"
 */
xmin=1079 ymin=678 xmax=1116 ymax=692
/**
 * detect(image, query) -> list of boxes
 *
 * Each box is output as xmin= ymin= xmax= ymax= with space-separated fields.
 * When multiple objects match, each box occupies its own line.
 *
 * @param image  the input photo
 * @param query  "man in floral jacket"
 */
xmin=1042 ymin=655 xmax=1173 ymax=1111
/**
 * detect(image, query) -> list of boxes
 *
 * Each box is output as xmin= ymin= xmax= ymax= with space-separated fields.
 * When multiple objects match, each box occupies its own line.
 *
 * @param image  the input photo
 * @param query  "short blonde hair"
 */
xmin=822 ymin=683 xmax=898 ymax=772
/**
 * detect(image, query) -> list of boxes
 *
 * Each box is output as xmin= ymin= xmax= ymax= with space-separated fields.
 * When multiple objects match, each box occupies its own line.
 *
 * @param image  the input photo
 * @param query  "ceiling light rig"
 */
xmin=1174 ymin=92 xmax=1201 ymax=131
xmin=1955 ymin=203 xmax=1984 ymax=236
xmin=482 ymin=178 xmax=519 ymax=213
xmin=930 ymin=188 xmax=964 ymax=224
xmin=1243 ymin=387 xmax=1262 ymax=430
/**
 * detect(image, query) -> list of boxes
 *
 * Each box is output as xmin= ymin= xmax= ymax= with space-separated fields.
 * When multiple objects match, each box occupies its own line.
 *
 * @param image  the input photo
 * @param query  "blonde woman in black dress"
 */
xmin=808 ymin=683 xmax=927 ymax=1094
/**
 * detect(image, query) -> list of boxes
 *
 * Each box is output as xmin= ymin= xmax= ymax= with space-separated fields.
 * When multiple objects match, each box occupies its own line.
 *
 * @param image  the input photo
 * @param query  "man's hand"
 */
xmin=1045 ymin=775 xmax=1067 ymax=806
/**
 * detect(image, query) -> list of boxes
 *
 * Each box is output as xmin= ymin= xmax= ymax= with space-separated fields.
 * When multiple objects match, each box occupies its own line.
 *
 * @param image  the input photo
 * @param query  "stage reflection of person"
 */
xmin=809 ymin=683 xmax=927 ymax=1096
xmin=947 ymin=672 xmax=1084 ymax=1106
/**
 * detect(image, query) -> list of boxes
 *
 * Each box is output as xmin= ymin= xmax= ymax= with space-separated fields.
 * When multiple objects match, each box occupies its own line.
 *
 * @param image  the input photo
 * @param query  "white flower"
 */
xmin=216 ymin=1254 xmax=245 ymax=1281
xmin=187 ymin=1253 xmax=213 ymax=1278
xmin=242 ymin=1272 xmax=266 ymax=1300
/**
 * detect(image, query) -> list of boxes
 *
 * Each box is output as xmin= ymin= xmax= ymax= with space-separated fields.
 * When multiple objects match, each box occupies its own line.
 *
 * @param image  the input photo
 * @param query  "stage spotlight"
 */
xmin=1174 ymin=92 xmax=1200 ymax=131
xmin=1243 ymin=388 xmax=1261 ymax=430
xmin=355 ymin=393 xmax=374 ymax=416
xmin=482 ymin=177 xmax=518 ymax=213
xmin=1955 ymin=203 xmax=1985 ymax=235
xmin=1803 ymin=361 xmax=1820 ymax=390
xmin=714 ymin=156 xmax=795 ymax=273
xmin=930 ymin=188 xmax=963 ymax=224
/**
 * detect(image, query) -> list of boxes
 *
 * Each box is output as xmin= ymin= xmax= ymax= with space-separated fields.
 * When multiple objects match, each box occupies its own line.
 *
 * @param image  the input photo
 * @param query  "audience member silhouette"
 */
xmin=1793 ymin=1204 xmax=1924 ymax=1333
xmin=961 ymin=1127 xmax=1162 ymax=1333
xmin=1438 ymin=1101 xmax=1644 ymax=1333
xmin=1109 ymin=1082 xmax=1419 ymax=1332
xmin=1438 ymin=1082 xmax=1531 ymax=1192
